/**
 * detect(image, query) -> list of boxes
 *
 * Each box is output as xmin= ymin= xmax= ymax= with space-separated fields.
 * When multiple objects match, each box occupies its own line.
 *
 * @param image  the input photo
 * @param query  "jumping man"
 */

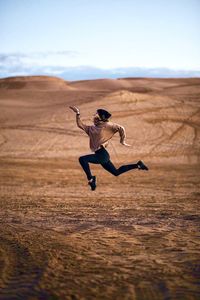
xmin=69 ymin=106 xmax=148 ymax=191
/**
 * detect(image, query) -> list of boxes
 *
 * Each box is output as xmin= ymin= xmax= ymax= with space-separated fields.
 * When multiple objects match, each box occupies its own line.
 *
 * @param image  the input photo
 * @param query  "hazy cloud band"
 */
xmin=0 ymin=52 xmax=200 ymax=80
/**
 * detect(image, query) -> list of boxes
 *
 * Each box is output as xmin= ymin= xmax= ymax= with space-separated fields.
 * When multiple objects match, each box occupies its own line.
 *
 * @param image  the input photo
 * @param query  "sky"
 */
xmin=0 ymin=0 xmax=200 ymax=79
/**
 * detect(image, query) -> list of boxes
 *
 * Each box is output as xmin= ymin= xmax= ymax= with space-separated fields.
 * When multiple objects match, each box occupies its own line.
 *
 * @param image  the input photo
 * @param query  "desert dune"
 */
xmin=0 ymin=75 xmax=199 ymax=300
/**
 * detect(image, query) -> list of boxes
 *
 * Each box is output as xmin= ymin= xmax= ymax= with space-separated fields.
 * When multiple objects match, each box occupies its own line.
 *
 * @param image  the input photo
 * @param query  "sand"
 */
xmin=0 ymin=76 xmax=200 ymax=300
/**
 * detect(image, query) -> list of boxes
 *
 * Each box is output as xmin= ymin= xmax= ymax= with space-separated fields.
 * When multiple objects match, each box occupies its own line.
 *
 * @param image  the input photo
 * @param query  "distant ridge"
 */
xmin=1 ymin=75 xmax=200 ymax=92
xmin=0 ymin=75 xmax=72 ymax=90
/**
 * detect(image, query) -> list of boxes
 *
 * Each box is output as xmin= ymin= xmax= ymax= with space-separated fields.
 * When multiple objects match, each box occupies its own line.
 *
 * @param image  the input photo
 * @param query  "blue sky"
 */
xmin=0 ymin=0 xmax=200 ymax=78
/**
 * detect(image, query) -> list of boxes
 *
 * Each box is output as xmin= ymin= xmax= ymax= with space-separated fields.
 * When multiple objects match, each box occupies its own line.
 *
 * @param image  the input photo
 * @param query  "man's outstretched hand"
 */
xmin=69 ymin=106 xmax=80 ymax=114
xmin=121 ymin=141 xmax=131 ymax=147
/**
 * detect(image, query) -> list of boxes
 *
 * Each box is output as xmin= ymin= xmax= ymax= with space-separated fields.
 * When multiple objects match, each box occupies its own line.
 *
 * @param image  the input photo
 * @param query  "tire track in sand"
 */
xmin=0 ymin=125 xmax=80 ymax=136
xmin=145 ymin=108 xmax=200 ymax=157
xmin=0 ymin=236 xmax=50 ymax=300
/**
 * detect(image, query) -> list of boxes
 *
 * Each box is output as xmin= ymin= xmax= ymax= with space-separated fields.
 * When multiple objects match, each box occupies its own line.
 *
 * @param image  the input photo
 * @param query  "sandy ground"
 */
xmin=0 ymin=76 xmax=200 ymax=300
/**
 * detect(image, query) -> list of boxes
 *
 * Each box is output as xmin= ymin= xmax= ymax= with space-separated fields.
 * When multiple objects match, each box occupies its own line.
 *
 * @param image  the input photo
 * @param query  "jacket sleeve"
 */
xmin=112 ymin=123 xmax=126 ymax=143
xmin=76 ymin=114 xmax=90 ymax=134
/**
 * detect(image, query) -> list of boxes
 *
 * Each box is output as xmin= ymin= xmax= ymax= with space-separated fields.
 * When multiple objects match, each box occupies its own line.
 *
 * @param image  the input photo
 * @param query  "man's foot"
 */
xmin=137 ymin=160 xmax=149 ymax=171
xmin=88 ymin=176 xmax=96 ymax=191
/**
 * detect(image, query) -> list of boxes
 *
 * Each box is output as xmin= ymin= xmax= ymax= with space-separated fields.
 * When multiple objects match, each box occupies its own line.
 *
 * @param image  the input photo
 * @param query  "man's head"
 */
xmin=97 ymin=109 xmax=112 ymax=121
xmin=93 ymin=109 xmax=112 ymax=125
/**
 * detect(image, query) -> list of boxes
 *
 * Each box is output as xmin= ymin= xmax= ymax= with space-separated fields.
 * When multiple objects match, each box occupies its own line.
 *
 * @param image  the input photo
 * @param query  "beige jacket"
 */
xmin=76 ymin=115 xmax=126 ymax=152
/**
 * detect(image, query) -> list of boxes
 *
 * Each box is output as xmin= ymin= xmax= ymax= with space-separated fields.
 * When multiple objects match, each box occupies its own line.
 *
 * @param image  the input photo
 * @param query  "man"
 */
xmin=69 ymin=106 xmax=148 ymax=191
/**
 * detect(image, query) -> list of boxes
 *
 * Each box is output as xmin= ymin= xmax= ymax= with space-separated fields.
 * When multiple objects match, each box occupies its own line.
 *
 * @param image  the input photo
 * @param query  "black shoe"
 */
xmin=88 ymin=176 xmax=96 ymax=191
xmin=137 ymin=160 xmax=149 ymax=171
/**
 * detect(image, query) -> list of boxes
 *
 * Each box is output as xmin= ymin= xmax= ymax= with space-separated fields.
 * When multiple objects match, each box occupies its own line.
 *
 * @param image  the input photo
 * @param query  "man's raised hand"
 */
xmin=69 ymin=106 xmax=80 ymax=114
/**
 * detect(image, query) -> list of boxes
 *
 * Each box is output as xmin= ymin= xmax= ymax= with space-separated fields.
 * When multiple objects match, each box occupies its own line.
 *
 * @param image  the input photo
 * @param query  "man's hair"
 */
xmin=97 ymin=109 xmax=112 ymax=121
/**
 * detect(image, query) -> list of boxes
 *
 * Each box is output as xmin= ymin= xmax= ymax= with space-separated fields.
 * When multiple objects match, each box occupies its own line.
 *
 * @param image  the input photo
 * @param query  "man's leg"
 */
xmin=101 ymin=160 xmax=138 ymax=176
xmin=79 ymin=154 xmax=99 ymax=180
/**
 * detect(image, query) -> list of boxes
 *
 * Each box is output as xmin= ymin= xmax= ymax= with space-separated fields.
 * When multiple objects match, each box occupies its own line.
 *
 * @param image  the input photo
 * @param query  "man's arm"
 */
xmin=76 ymin=114 xmax=89 ymax=133
xmin=69 ymin=106 xmax=89 ymax=134
xmin=112 ymin=123 xmax=131 ymax=147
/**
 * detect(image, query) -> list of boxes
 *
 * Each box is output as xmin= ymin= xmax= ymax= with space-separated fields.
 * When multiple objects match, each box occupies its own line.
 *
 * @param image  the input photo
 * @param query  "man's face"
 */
xmin=93 ymin=112 xmax=100 ymax=125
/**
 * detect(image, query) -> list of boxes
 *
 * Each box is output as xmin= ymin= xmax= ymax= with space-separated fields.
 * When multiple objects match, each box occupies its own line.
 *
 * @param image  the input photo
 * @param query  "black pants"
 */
xmin=79 ymin=146 xmax=138 ymax=180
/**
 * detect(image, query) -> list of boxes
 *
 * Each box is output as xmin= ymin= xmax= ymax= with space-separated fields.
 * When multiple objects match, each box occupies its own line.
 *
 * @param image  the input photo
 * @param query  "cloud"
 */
xmin=0 ymin=50 xmax=78 ymax=59
xmin=0 ymin=51 xmax=80 ymax=77
xmin=0 ymin=50 xmax=79 ymax=66
xmin=0 ymin=52 xmax=200 ymax=79
xmin=46 ymin=51 xmax=78 ymax=56
xmin=0 ymin=53 xmax=27 ymax=66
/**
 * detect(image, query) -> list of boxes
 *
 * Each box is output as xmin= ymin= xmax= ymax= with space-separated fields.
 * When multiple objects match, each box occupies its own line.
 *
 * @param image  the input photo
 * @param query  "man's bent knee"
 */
xmin=79 ymin=156 xmax=85 ymax=165
xmin=109 ymin=170 xmax=119 ymax=176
